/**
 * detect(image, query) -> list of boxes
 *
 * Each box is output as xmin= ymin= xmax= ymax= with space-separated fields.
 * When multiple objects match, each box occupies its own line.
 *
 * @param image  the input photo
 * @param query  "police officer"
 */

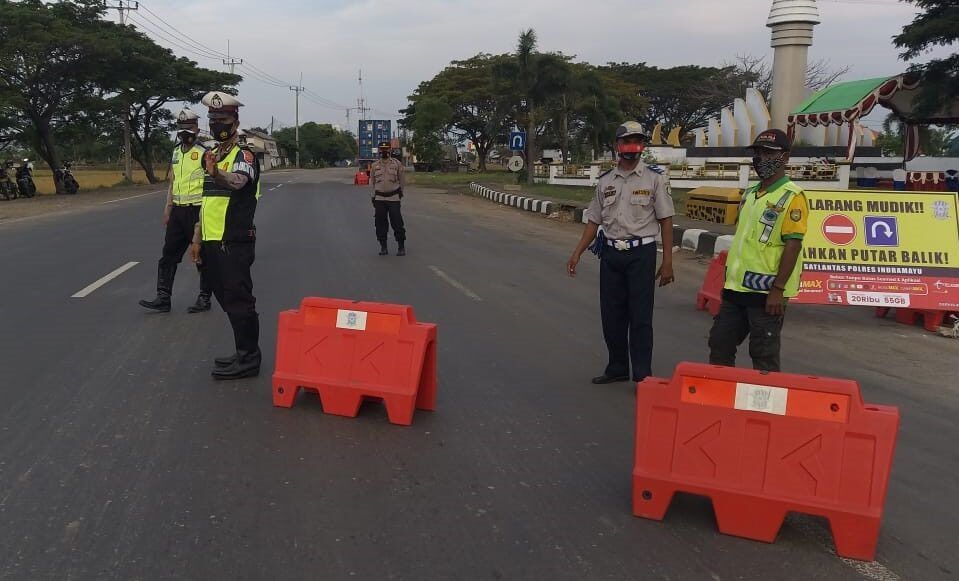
xmin=708 ymin=129 xmax=808 ymax=372
xmin=140 ymin=107 xmax=211 ymax=313
xmin=189 ymin=91 xmax=262 ymax=380
xmin=567 ymin=121 xmax=675 ymax=384
xmin=370 ymin=141 xmax=406 ymax=256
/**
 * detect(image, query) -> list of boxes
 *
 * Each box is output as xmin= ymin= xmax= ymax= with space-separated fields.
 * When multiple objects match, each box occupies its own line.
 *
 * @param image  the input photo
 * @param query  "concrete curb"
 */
xmin=468 ymin=182 xmax=733 ymax=256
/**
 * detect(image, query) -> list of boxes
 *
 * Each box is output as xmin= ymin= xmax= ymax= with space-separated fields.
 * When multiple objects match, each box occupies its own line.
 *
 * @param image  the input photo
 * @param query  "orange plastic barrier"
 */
xmin=696 ymin=251 xmax=727 ymax=316
xmin=354 ymin=171 xmax=370 ymax=185
xmin=875 ymin=306 xmax=949 ymax=333
xmin=272 ymin=298 xmax=438 ymax=426
xmin=633 ymin=362 xmax=899 ymax=561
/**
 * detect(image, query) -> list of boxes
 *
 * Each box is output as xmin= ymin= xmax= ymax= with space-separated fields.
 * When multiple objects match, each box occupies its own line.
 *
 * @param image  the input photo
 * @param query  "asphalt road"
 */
xmin=0 ymin=168 xmax=956 ymax=581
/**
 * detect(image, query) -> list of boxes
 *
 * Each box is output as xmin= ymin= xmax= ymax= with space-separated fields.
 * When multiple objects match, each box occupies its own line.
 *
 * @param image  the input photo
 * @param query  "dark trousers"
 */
xmin=374 ymin=200 xmax=406 ymax=244
xmin=600 ymin=242 xmax=657 ymax=381
xmin=203 ymin=241 xmax=260 ymax=355
xmin=160 ymin=205 xmax=210 ymax=295
xmin=708 ymin=295 xmax=785 ymax=372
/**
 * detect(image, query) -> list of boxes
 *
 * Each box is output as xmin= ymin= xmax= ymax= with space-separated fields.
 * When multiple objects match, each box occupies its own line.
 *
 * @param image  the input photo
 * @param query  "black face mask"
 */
xmin=210 ymin=122 xmax=234 ymax=142
xmin=380 ymin=151 xmax=389 ymax=159
xmin=178 ymin=131 xmax=196 ymax=145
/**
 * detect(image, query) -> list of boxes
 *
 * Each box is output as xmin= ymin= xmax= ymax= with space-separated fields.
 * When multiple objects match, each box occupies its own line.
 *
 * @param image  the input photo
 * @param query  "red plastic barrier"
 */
xmin=272 ymin=298 xmax=438 ymax=426
xmin=696 ymin=251 xmax=727 ymax=317
xmin=876 ymin=307 xmax=949 ymax=333
xmin=354 ymin=171 xmax=370 ymax=185
xmin=633 ymin=362 xmax=899 ymax=561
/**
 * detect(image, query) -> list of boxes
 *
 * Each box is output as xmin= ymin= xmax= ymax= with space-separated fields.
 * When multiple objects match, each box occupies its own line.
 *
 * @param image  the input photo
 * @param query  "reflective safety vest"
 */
xmin=725 ymin=178 xmax=804 ymax=298
xmin=201 ymin=144 xmax=261 ymax=242
xmin=171 ymin=144 xmax=206 ymax=205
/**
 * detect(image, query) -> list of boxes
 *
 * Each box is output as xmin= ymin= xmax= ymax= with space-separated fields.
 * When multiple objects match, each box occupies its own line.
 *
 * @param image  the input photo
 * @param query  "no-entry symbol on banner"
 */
xmin=822 ymin=214 xmax=857 ymax=246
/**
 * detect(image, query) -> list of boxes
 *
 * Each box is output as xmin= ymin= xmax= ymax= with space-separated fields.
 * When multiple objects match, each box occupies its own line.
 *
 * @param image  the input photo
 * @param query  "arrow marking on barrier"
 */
xmin=360 ymin=342 xmax=385 ymax=378
xmin=782 ymin=434 xmax=825 ymax=496
xmin=683 ymin=421 xmax=722 ymax=477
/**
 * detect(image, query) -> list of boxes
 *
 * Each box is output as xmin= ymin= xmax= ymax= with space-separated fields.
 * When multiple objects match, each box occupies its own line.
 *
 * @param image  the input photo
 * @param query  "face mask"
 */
xmin=210 ymin=122 xmax=234 ymax=142
xmin=380 ymin=151 xmax=389 ymax=159
xmin=618 ymin=141 xmax=645 ymax=161
xmin=752 ymin=155 xmax=785 ymax=180
xmin=178 ymin=131 xmax=196 ymax=145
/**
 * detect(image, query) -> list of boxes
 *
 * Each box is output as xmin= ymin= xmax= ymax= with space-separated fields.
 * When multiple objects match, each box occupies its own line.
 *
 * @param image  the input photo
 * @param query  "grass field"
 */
xmin=408 ymin=169 xmax=690 ymax=212
xmin=28 ymin=169 xmax=160 ymax=195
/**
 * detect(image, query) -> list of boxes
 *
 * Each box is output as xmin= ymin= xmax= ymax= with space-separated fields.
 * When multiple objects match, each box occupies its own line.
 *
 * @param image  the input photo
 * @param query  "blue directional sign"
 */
xmin=864 ymin=216 xmax=899 ymax=247
xmin=509 ymin=131 xmax=527 ymax=151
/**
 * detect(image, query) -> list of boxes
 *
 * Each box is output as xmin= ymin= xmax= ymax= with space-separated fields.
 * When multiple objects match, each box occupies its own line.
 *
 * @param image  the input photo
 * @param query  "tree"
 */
xmin=409 ymin=96 xmax=452 ymax=166
xmin=273 ymin=123 xmax=356 ymax=167
xmin=724 ymin=54 xmax=849 ymax=101
xmin=0 ymin=0 xmax=128 ymax=179
xmin=599 ymin=63 xmax=754 ymax=135
xmin=894 ymin=0 xmax=959 ymax=115
xmin=401 ymin=54 xmax=512 ymax=171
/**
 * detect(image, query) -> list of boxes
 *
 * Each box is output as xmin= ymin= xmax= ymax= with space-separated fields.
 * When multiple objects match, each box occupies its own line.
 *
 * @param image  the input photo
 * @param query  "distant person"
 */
xmin=139 ymin=107 xmax=211 ymax=313
xmin=708 ymin=129 xmax=808 ymax=372
xmin=370 ymin=141 xmax=407 ymax=256
xmin=567 ymin=121 xmax=675 ymax=384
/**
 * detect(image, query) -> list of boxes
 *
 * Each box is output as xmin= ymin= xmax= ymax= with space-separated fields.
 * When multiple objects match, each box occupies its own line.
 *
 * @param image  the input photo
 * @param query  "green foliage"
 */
xmin=409 ymin=96 xmax=451 ymax=165
xmin=0 ymin=0 xmax=240 ymax=183
xmin=894 ymin=1 xmax=959 ymax=116
xmin=876 ymin=113 xmax=958 ymax=156
xmin=273 ymin=123 xmax=356 ymax=167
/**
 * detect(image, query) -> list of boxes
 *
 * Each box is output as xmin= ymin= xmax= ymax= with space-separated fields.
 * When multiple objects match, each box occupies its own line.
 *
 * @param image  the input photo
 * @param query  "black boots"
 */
xmin=397 ymin=244 xmax=406 ymax=256
xmin=379 ymin=242 xmax=406 ymax=256
xmin=378 ymin=242 xmax=388 ymax=256
xmin=212 ymin=313 xmax=261 ymax=380
xmin=138 ymin=263 xmax=176 ymax=312
xmin=187 ymin=292 xmax=212 ymax=313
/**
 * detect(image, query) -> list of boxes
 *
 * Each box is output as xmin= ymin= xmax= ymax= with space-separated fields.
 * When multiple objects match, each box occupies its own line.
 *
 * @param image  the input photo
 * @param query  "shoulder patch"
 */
xmin=242 ymin=150 xmax=254 ymax=164
xmin=647 ymin=164 xmax=665 ymax=175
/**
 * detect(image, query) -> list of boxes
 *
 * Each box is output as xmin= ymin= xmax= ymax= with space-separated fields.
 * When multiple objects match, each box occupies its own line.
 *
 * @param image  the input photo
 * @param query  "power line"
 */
xmin=127 ymin=14 xmax=221 ymax=61
xmin=137 ymin=2 xmax=230 ymax=59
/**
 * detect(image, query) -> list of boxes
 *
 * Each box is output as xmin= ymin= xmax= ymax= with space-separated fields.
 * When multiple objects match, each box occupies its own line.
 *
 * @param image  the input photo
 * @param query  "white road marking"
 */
xmin=269 ymin=183 xmax=285 ymax=191
xmin=429 ymin=266 xmax=482 ymax=302
xmin=71 ymin=262 xmax=139 ymax=298
xmin=101 ymin=190 xmax=165 ymax=204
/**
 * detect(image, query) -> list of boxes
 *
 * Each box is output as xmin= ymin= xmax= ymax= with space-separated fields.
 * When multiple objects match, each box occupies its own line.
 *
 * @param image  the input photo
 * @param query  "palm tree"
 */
xmin=516 ymin=29 xmax=538 ymax=183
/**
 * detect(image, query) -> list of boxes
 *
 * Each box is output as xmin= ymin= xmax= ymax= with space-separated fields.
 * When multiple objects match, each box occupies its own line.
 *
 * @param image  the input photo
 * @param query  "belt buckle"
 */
xmin=614 ymin=240 xmax=630 ymax=251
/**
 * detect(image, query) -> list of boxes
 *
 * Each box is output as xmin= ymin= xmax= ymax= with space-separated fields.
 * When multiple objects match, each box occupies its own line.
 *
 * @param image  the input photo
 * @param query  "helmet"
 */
xmin=615 ymin=121 xmax=647 ymax=140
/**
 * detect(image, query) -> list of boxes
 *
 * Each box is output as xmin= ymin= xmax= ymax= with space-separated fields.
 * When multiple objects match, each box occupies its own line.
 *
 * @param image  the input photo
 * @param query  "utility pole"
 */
xmin=122 ymin=87 xmax=134 ymax=183
xmin=106 ymin=1 xmax=139 ymax=25
xmin=289 ymin=73 xmax=304 ymax=168
xmin=269 ymin=116 xmax=274 ymax=135
xmin=223 ymin=39 xmax=242 ymax=75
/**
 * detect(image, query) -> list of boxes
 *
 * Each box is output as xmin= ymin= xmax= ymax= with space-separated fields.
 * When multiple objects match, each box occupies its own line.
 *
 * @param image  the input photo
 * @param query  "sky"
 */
xmin=125 ymin=0 xmax=951 ymax=134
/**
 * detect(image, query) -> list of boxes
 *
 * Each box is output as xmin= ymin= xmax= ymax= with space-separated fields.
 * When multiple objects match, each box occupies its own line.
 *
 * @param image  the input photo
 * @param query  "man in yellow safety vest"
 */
xmin=139 ymin=107 xmax=211 ymax=313
xmin=708 ymin=129 xmax=808 ymax=372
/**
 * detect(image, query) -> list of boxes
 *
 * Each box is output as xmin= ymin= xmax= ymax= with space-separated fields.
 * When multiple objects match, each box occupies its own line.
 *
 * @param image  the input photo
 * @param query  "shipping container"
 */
xmin=357 ymin=119 xmax=392 ymax=161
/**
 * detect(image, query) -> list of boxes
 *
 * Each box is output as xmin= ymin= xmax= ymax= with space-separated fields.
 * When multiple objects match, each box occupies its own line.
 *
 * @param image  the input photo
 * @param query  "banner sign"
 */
xmin=796 ymin=190 xmax=959 ymax=311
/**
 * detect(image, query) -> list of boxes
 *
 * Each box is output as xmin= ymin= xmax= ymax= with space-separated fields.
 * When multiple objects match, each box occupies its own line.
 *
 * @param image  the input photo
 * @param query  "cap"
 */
xmin=748 ymin=128 xmax=791 ymax=151
xmin=202 ymin=91 xmax=243 ymax=118
xmin=176 ymin=107 xmax=200 ymax=131
xmin=378 ymin=141 xmax=391 ymax=149
xmin=615 ymin=121 xmax=647 ymax=140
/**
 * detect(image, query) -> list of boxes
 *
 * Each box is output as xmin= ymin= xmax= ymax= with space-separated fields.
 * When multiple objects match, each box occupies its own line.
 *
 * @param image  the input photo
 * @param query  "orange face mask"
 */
xmin=617 ymin=142 xmax=646 ymax=159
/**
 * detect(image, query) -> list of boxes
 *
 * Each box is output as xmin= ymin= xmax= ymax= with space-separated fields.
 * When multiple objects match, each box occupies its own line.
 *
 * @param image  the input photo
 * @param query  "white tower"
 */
xmin=767 ymin=0 xmax=821 ymax=131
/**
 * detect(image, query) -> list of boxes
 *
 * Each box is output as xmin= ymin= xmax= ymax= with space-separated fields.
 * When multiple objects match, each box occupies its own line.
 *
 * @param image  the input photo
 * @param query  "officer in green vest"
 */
xmin=139 ymin=107 xmax=211 ymax=313
xmin=708 ymin=129 xmax=809 ymax=372
xmin=189 ymin=91 xmax=262 ymax=380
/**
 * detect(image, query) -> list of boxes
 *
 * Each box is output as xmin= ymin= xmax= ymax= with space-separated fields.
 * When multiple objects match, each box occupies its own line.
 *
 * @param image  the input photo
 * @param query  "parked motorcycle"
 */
xmin=0 ymin=161 xmax=18 ymax=201
xmin=16 ymin=160 xmax=36 ymax=198
xmin=54 ymin=162 xmax=79 ymax=195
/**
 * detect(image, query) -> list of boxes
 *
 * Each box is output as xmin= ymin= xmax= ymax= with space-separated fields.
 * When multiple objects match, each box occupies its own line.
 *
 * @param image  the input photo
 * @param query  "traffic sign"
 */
xmin=507 ymin=156 xmax=525 ymax=172
xmin=821 ymin=214 xmax=856 ymax=246
xmin=509 ymin=131 xmax=526 ymax=151
xmin=864 ymin=216 xmax=899 ymax=247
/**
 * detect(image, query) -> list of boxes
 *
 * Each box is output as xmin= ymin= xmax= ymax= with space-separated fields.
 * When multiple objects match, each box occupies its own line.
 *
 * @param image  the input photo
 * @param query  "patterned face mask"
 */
xmin=752 ymin=155 xmax=785 ymax=179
